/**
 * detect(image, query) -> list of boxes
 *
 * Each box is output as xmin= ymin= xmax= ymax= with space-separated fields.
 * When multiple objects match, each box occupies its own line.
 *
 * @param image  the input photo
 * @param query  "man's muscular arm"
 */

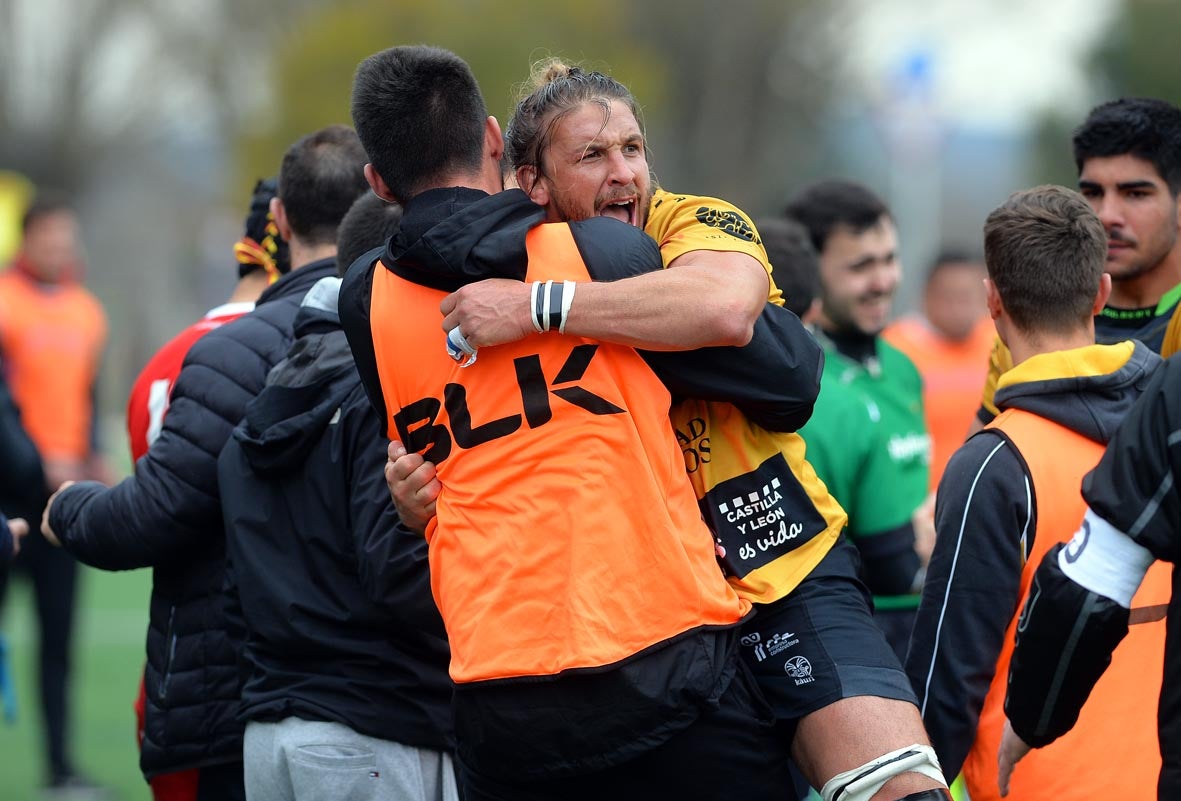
xmin=441 ymin=250 xmax=769 ymax=351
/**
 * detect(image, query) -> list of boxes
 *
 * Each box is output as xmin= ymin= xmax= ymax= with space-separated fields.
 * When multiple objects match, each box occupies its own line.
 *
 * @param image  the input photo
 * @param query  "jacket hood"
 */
xmin=381 ymin=187 xmax=545 ymax=292
xmin=994 ymin=339 xmax=1161 ymax=443
xmin=235 ymin=277 xmax=357 ymax=474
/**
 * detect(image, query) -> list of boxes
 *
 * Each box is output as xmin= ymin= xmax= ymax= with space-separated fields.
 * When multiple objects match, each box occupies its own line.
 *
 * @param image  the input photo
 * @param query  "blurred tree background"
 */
xmin=0 ymin=0 xmax=1176 ymax=467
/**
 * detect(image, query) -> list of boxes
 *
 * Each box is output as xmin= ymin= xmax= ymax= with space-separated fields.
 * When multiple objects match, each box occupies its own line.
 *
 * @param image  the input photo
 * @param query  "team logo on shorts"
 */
xmin=785 ymin=655 xmax=815 ymax=685
xmin=695 ymin=207 xmax=759 ymax=243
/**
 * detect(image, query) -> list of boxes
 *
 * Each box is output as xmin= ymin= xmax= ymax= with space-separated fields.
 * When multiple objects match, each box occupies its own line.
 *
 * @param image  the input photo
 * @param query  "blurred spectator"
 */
xmin=0 ymin=194 xmax=108 ymax=795
xmin=756 ymin=216 xmax=822 ymax=322
xmin=884 ymin=252 xmax=994 ymax=490
xmin=788 ymin=181 xmax=932 ymax=661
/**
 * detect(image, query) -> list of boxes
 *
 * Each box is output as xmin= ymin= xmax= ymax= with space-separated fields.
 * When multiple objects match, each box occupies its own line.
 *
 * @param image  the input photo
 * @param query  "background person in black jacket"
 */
xmin=0 ymin=361 xmax=39 ymax=566
xmin=220 ymin=192 xmax=456 ymax=801
xmin=39 ymin=125 xmax=368 ymax=801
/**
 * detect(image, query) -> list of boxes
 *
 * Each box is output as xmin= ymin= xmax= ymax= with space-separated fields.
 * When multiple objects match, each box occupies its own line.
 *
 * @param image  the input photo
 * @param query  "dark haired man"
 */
xmin=122 ymin=177 xmax=284 ymax=801
xmin=975 ymin=97 xmax=1181 ymax=427
xmin=756 ymin=216 xmax=821 ymax=321
xmin=787 ymin=181 xmax=932 ymax=661
xmin=220 ymin=190 xmax=453 ymax=801
xmin=335 ymin=192 xmax=402 ymax=278
xmin=40 ymin=125 xmax=368 ymax=800
xmin=905 ymin=185 xmax=1166 ymax=801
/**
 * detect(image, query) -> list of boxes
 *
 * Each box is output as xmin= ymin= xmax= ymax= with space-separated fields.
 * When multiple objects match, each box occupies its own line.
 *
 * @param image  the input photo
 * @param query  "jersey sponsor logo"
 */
xmin=887 ymin=431 xmax=931 ymax=464
xmin=393 ymin=344 xmax=624 ymax=464
xmin=675 ymin=416 xmax=711 ymax=473
xmin=784 ymin=655 xmax=815 ymax=684
xmin=694 ymin=206 xmax=760 ymax=244
xmin=751 ymin=630 xmax=799 ymax=662
xmin=702 ymin=453 xmax=828 ymax=580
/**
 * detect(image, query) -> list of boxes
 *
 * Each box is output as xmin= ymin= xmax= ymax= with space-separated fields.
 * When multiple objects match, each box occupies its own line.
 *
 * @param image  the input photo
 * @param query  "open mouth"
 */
xmin=598 ymin=199 xmax=637 ymax=226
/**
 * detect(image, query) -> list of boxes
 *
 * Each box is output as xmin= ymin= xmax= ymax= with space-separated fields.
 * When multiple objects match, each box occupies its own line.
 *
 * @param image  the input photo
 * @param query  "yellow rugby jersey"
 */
xmin=646 ymin=189 xmax=846 ymax=603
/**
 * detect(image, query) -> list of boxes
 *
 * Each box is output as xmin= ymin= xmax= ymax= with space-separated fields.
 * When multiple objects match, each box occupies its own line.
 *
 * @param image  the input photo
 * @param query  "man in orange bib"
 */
xmin=905 ymin=185 xmax=1166 ymax=800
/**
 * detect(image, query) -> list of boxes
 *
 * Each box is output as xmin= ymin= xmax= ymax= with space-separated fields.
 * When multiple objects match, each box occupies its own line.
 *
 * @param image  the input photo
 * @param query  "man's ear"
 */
xmin=517 ymin=165 xmax=549 ymax=206
xmin=984 ymin=278 xmax=1003 ymax=321
xmin=364 ymin=164 xmax=398 ymax=203
xmin=269 ymin=197 xmax=292 ymax=242
xmin=485 ymin=116 xmax=504 ymax=163
xmin=1093 ymin=273 xmax=1113 ymax=315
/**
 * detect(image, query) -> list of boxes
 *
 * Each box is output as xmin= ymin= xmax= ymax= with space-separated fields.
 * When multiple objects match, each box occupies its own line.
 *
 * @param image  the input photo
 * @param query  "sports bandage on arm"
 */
xmin=1057 ymin=508 xmax=1154 ymax=607
xmin=529 ymin=280 xmax=577 ymax=334
xmin=820 ymin=744 xmax=946 ymax=801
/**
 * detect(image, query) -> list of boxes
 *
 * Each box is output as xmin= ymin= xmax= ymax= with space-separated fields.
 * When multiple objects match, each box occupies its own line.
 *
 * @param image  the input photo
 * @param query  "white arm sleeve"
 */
xmin=1058 ymin=508 xmax=1155 ymax=608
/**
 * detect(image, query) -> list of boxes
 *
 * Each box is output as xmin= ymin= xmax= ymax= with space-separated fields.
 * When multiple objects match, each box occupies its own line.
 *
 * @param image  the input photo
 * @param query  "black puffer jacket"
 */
xmin=219 ymin=278 xmax=452 ymax=750
xmin=48 ymin=260 xmax=337 ymax=778
xmin=0 ymin=359 xmax=44 ymax=520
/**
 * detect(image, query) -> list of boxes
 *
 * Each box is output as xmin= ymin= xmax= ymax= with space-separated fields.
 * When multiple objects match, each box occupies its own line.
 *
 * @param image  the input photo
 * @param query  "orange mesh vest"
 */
xmin=368 ymin=223 xmax=751 ymax=685
xmin=963 ymin=408 xmax=1167 ymax=801
xmin=0 ymin=270 xmax=106 ymax=461
xmin=884 ymin=316 xmax=994 ymax=490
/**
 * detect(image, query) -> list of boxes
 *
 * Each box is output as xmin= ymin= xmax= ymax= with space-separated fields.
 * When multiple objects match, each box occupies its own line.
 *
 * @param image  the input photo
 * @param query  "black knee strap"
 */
xmin=893 ymin=790 xmax=953 ymax=801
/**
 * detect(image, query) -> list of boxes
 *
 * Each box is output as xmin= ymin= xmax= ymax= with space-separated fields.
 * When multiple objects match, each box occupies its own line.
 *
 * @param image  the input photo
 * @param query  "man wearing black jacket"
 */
xmin=999 ymin=353 xmax=1181 ymax=799
xmin=219 ymin=194 xmax=455 ymax=801
xmin=40 ymin=125 xmax=368 ymax=800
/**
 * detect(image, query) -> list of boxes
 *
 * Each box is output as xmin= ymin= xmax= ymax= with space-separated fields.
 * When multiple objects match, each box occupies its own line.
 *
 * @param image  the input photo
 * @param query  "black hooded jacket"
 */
xmin=218 ymin=278 xmax=452 ymax=750
xmin=906 ymin=340 xmax=1161 ymax=779
xmin=47 ymin=259 xmax=338 ymax=777
xmin=0 ymin=360 xmax=44 ymax=520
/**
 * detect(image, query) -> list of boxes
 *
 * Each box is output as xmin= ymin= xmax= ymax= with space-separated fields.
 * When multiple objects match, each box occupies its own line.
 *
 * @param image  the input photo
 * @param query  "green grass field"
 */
xmin=1 ymin=564 xmax=153 ymax=800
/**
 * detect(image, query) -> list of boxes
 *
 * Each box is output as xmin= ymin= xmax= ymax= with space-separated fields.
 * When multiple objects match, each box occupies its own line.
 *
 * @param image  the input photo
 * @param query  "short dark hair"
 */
xmin=277 ymin=125 xmax=368 ymax=246
xmin=783 ymin=180 xmax=890 ymax=254
xmin=757 ymin=217 xmax=819 ymax=318
xmin=983 ymin=185 xmax=1106 ymax=335
xmin=335 ymin=193 xmax=403 ymax=278
xmin=352 ymin=45 xmax=488 ymax=202
xmin=22 ymin=193 xmax=73 ymax=232
xmin=1073 ymin=98 xmax=1181 ymax=194
xmin=505 ymin=59 xmax=645 ymax=181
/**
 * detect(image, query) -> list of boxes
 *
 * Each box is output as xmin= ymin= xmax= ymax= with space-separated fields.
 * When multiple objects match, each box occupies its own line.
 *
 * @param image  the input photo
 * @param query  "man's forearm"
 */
xmin=563 ymin=254 xmax=767 ymax=350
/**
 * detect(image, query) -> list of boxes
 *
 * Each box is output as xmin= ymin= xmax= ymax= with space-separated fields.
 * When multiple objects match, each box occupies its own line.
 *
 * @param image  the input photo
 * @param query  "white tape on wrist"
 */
xmin=1058 ymin=508 xmax=1154 ymax=608
xmin=529 ymin=281 xmax=544 ymax=333
xmin=540 ymin=280 xmax=554 ymax=331
xmin=445 ymin=326 xmax=478 ymax=367
xmin=558 ymin=280 xmax=576 ymax=334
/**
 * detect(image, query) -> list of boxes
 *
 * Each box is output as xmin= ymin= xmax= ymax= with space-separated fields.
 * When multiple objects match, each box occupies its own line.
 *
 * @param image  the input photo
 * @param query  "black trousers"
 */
xmin=0 ymin=528 xmax=80 ymax=780
xmin=458 ymin=661 xmax=797 ymax=801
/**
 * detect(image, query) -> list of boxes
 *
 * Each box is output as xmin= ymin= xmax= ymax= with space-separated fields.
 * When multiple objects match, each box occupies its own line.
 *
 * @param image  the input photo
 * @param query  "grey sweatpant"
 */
xmin=244 ymin=718 xmax=458 ymax=801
